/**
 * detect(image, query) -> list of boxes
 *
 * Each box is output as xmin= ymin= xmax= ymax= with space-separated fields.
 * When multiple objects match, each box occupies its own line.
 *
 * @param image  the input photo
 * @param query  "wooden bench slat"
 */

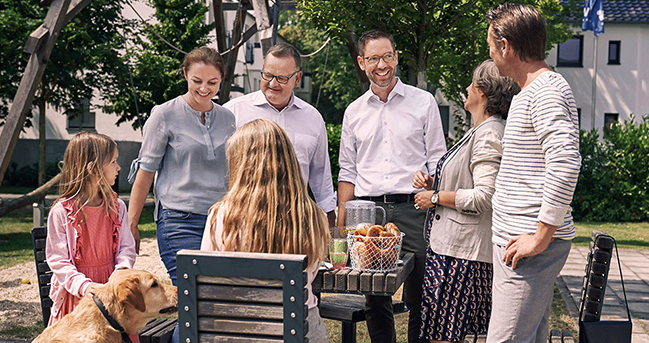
xmin=335 ymin=269 xmax=352 ymax=291
xmin=198 ymin=333 xmax=284 ymax=343
xmin=197 ymin=275 xmax=283 ymax=288
xmin=197 ymin=301 xmax=283 ymax=319
xmin=197 ymin=284 xmax=283 ymax=304
xmin=34 ymin=238 xmax=46 ymax=250
xmin=36 ymin=250 xmax=46 ymax=262
xmin=37 ymin=261 xmax=50 ymax=273
xmin=139 ymin=318 xmax=177 ymax=343
xmin=347 ymin=270 xmax=360 ymax=292
xmin=198 ymin=317 xmax=283 ymax=336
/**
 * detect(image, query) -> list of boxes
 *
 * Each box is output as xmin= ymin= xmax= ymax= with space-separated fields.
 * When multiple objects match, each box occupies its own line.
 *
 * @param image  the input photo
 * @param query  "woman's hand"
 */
xmin=412 ymin=170 xmax=433 ymax=190
xmin=414 ymin=190 xmax=435 ymax=210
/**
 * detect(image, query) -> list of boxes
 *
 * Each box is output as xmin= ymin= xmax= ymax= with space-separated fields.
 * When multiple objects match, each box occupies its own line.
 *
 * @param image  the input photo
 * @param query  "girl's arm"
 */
xmin=115 ymin=199 xmax=136 ymax=270
xmin=46 ymin=203 xmax=93 ymax=297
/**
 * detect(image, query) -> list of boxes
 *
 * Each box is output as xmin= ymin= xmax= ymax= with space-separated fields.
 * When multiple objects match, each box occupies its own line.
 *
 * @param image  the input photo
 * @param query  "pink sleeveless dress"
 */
xmin=48 ymin=202 xmax=140 ymax=342
xmin=48 ymin=204 xmax=115 ymax=324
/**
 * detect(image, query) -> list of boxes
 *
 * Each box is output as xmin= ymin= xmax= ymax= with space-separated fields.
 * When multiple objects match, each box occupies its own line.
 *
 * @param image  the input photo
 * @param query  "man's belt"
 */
xmin=358 ymin=194 xmax=416 ymax=204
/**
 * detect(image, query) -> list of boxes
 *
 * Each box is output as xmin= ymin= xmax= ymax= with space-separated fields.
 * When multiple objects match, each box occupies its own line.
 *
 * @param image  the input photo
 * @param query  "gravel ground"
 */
xmin=0 ymin=238 xmax=169 ymax=336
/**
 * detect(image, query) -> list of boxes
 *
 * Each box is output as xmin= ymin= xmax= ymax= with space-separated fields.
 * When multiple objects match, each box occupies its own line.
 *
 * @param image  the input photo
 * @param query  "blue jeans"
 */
xmin=157 ymin=207 xmax=207 ymax=343
xmin=156 ymin=207 xmax=207 ymax=286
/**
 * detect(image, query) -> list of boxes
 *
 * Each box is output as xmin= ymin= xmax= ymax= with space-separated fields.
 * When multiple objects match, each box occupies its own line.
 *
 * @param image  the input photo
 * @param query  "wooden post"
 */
xmin=250 ymin=0 xmax=273 ymax=55
xmin=0 ymin=0 xmax=91 ymax=185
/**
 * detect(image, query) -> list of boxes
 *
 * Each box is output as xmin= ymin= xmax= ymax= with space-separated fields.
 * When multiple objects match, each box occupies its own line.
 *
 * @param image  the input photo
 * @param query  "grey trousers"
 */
xmin=486 ymin=238 xmax=571 ymax=343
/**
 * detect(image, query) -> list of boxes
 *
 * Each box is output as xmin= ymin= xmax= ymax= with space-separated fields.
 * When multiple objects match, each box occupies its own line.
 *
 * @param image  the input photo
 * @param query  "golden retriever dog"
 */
xmin=33 ymin=269 xmax=177 ymax=343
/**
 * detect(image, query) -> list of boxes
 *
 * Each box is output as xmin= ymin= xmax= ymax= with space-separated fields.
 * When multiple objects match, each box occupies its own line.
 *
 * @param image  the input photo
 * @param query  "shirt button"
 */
xmin=384 ymin=140 xmax=388 ymax=144
xmin=384 ymin=158 xmax=388 ymax=161
xmin=435 ymin=214 xmax=441 ymax=220
xmin=384 ymin=121 xmax=387 ymax=125
xmin=384 ymin=176 xmax=389 ymax=179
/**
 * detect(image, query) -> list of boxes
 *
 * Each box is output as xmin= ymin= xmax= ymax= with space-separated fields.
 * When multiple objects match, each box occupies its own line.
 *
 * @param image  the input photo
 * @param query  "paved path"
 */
xmin=559 ymin=246 xmax=649 ymax=343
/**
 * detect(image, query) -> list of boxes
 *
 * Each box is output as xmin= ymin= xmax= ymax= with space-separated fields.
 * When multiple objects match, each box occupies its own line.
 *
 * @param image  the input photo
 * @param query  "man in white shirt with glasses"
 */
xmin=225 ymin=43 xmax=336 ymax=225
xmin=338 ymin=29 xmax=446 ymax=343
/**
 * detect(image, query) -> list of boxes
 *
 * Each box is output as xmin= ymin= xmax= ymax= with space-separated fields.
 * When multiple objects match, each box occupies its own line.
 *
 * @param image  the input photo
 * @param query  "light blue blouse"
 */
xmin=128 ymin=96 xmax=236 ymax=219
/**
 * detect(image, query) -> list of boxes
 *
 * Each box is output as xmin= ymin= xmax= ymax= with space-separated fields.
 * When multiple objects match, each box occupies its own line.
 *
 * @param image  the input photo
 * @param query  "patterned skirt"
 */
xmin=419 ymin=247 xmax=493 ymax=341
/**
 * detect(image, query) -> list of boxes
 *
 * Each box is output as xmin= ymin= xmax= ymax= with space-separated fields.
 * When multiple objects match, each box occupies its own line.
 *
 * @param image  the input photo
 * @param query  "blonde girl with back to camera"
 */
xmin=201 ymin=118 xmax=330 ymax=342
xmin=46 ymin=132 xmax=136 ymax=331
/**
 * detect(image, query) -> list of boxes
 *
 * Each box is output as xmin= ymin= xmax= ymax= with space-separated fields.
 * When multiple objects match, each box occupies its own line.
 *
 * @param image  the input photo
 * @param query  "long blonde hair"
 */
xmin=209 ymin=119 xmax=329 ymax=269
xmin=57 ymin=131 xmax=118 ymax=217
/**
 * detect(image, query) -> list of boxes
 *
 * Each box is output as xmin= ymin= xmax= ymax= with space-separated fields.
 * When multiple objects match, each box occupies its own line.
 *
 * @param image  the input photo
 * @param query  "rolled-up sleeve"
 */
xmin=137 ymin=106 xmax=169 ymax=173
xmin=424 ymin=96 xmax=447 ymax=174
xmin=455 ymin=127 xmax=503 ymax=214
xmin=309 ymin=123 xmax=337 ymax=212
xmin=533 ymin=88 xmax=582 ymax=226
xmin=338 ymin=112 xmax=357 ymax=184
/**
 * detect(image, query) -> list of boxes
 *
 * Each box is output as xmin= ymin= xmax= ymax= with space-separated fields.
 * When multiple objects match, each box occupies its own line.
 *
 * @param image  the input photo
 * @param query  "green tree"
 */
xmin=278 ymin=11 xmax=362 ymax=124
xmin=298 ymin=0 xmax=578 ymax=140
xmin=103 ymin=0 xmax=212 ymax=129
xmin=0 ymin=0 xmax=133 ymax=184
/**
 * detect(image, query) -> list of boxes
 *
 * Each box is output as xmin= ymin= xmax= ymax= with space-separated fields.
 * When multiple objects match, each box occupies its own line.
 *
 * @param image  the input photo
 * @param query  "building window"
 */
xmin=245 ymin=41 xmax=254 ymax=64
xmin=557 ymin=36 xmax=583 ymax=67
xmin=604 ymin=113 xmax=619 ymax=136
xmin=67 ymin=99 xmax=95 ymax=132
xmin=608 ymin=41 xmax=621 ymax=65
xmin=439 ymin=106 xmax=450 ymax=136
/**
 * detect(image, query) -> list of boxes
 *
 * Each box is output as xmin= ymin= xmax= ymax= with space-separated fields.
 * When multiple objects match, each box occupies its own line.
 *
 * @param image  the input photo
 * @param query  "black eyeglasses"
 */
xmin=260 ymin=70 xmax=300 ymax=84
xmin=363 ymin=52 xmax=396 ymax=66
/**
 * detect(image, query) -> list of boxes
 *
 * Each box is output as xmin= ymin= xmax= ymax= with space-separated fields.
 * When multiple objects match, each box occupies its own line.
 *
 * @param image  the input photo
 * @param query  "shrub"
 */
xmin=572 ymin=114 xmax=649 ymax=221
xmin=327 ymin=123 xmax=342 ymax=188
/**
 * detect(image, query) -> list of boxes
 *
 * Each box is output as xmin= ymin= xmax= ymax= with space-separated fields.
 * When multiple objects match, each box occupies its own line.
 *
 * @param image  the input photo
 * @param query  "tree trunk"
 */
xmin=38 ymin=85 xmax=46 ymax=186
xmin=0 ymin=172 xmax=60 ymax=217
xmin=218 ymin=6 xmax=246 ymax=105
xmin=416 ymin=48 xmax=428 ymax=90
xmin=345 ymin=32 xmax=369 ymax=93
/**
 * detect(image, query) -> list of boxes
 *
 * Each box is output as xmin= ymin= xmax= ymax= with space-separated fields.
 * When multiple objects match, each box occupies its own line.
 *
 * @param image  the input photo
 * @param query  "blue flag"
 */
xmin=582 ymin=0 xmax=604 ymax=36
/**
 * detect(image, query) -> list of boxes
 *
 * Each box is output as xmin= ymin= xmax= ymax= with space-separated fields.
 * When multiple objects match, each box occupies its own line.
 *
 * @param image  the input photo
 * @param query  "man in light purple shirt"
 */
xmin=224 ymin=43 xmax=336 ymax=225
xmin=338 ymin=29 xmax=446 ymax=343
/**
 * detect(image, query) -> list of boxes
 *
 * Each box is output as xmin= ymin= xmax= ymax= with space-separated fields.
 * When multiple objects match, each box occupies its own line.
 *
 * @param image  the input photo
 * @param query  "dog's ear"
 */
xmin=117 ymin=276 xmax=146 ymax=312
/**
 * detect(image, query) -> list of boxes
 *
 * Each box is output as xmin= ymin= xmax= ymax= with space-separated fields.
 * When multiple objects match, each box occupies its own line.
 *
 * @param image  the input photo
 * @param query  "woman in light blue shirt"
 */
xmin=127 ymin=46 xmax=235 ymax=285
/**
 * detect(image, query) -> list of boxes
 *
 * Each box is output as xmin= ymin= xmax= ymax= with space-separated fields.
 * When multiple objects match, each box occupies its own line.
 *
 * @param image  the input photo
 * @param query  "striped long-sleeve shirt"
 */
xmin=491 ymin=71 xmax=582 ymax=246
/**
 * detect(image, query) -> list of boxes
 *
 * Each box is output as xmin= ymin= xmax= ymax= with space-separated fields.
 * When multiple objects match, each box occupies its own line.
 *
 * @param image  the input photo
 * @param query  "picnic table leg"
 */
xmin=341 ymin=321 xmax=357 ymax=343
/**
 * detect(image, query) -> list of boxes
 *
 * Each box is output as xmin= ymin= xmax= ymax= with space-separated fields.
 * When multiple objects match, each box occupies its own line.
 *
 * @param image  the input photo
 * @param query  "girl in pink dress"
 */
xmin=46 ymin=132 xmax=136 ymax=329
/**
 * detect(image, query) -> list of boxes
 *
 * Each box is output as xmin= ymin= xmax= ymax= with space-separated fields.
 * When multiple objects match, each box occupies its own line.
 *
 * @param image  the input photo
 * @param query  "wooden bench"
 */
xmin=176 ymin=249 xmax=310 ymax=343
xmin=311 ymin=253 xmax=414 ymax=343
xmin=30 ymin=226 xmax=175 ymax=342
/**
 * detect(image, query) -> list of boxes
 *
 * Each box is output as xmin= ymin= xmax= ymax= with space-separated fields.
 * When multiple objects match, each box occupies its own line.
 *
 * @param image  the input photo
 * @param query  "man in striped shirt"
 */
xmin=484 ymin=4 xmax=582 ymax=343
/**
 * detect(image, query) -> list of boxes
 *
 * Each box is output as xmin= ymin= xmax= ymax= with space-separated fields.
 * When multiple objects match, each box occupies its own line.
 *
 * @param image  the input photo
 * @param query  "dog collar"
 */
xmin=92 ymin=295 xmax=133 ymax=343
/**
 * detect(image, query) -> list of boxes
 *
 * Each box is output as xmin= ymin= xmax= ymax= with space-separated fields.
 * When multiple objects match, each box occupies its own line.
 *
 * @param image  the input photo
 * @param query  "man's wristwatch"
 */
xmin=430 ymin=190 xmax=439 ymax=205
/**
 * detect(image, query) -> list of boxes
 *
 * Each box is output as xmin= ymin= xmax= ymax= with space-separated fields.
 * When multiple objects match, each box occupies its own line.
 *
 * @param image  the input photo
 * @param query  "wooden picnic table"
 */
xmin=312 ymin=252 xmax=415 ymax=296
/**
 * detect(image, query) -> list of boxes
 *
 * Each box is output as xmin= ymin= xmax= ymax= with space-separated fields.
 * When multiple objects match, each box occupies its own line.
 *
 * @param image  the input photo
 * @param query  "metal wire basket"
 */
xmin=348 ymin=232 xmax=404 ymax=272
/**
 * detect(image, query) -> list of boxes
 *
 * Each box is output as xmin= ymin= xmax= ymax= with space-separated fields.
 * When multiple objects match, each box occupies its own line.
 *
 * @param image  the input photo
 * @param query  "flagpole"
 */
xmin=591 ymin=35 xmax=598 ymax=130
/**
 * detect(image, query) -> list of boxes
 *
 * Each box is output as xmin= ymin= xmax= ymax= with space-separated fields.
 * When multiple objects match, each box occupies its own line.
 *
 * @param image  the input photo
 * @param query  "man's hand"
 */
xmin=412 ymin=170 xmax=432 ymax=190
xmin=503 ymin=221 xmax=557 ymax=269
xmin=326 ymin=211 xmax=336 ymax=228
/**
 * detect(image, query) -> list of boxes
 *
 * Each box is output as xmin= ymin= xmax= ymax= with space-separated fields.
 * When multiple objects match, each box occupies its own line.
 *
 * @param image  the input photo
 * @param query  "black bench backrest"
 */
xmin=31 ymin=226 xmax=52 ymax=327
xmin=177 ymin=249 xmax=310 ymax=343
xmin=580 ymin=230 xmax=615 ymax=322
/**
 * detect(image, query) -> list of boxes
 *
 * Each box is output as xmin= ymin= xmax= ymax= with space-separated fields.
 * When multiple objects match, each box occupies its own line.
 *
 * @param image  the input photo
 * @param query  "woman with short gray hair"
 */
xmin=412 ymin=60 xmax=519 ymax=343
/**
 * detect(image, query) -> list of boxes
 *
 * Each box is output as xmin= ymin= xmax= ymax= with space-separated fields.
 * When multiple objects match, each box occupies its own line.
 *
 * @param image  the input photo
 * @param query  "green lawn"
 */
xmin=574 ymin=222 xmax=649 ymax=249
xmin=0 ymin=206 xmax=157 ymax=269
